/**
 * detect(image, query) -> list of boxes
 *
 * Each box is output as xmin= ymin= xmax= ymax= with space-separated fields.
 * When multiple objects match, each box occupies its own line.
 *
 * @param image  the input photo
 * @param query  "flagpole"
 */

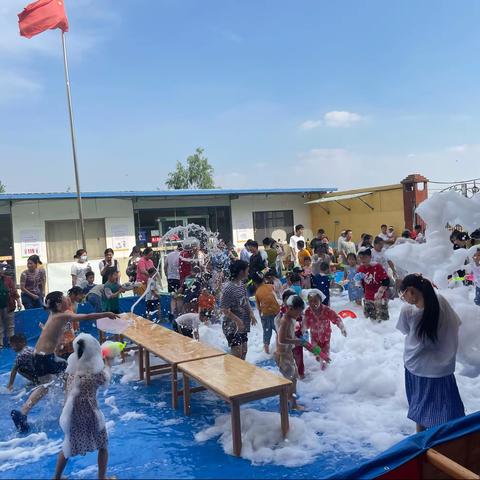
xmin=61 ymin=31 xmax=86 ymax=250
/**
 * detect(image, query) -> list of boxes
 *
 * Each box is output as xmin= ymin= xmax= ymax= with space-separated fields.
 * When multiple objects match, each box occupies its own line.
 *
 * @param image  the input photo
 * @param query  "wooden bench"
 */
xmin=179 ymin=354 xmax=292 ymax=456
xmin=113 ymin=313 xmax=226 ymax=408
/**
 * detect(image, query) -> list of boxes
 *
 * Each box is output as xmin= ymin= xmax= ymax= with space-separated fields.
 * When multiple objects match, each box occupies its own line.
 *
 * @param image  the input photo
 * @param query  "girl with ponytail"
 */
xmin=397 ymin=274 xmax=465 ymax=432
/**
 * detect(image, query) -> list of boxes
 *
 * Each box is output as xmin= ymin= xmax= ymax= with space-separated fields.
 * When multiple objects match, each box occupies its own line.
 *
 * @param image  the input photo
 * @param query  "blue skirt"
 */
xmin=405 ymin=368 xmax=465 ymax=428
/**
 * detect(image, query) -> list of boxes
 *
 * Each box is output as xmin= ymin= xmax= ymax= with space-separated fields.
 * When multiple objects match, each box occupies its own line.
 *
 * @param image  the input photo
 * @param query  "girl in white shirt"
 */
xmin=397 ymin=274 xmax=465 ymax=433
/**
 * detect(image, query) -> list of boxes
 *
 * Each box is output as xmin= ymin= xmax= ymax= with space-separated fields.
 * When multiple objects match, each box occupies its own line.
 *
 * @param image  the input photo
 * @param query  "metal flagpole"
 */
xmin=61 ymin=31 xmax=86 ymax=250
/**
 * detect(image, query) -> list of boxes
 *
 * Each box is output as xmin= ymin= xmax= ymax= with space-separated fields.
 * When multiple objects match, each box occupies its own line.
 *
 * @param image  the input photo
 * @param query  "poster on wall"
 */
xmin=236 ymin=221 xmax=250 ymax=242
xmin=20 ymin=230 xmax=41 ymax=257
xmin=111 ymin=225 xmax=129 ymax=251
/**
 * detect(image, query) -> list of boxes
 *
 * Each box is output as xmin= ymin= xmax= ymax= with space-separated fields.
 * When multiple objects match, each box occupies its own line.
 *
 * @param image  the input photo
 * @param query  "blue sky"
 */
xmin=1 ymin=0 xmax=480 ymax=193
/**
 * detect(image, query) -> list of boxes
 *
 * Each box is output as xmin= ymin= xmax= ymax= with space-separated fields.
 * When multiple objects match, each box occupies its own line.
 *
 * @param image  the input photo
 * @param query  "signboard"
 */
xmin=138 ymin=229 xmax=147 ymax=243
xmin=20 ymin=230 xmax=41 ymax=258
xmin=111 ymin=225 xmax=129 ymax=251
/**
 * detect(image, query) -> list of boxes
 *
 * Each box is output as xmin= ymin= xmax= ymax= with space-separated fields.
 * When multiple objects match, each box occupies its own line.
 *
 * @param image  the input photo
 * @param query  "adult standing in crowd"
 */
xmin=397 ymin=274 xmax=465 ymax=432
xmin=20 ymin=255 xmax=46 ymax=310
xmin=0 ymin=264 xmax=20 ymax=347
xmin=338 ymin=229 xmax=356 ymax=264
xmin=289 ymin=224 xmax=305 ymax=267
xmin=135 ymin=248 xmax=155 ymax=293
xmin=126 ymin=246 xmax=141 ymax=282
xmin=248 ymin=241 xmax=267 ymax=284
xmin=99 ymin=248 xmax=120 ymax=285
xmin=164 ymin=244 xmax=182 ymax=319
xmin=240 ymin=240 xmax=252 ymax=263
xmin=220 ymin=260 xmax=257 ymax=359
xmin=378 ymin=224 xmax=390 ymax=243
xmin=310 ymin=229 xmax=325 ymax=252
xmin=71 ymin=249 xmax=91 ymax=288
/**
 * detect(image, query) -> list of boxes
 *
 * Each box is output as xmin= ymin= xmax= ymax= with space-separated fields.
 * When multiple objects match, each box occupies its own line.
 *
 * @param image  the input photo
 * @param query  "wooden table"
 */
xmin=179 ymin=354 xmax=292 ymax=456
xmin=115 ymin=313 xmax=226 ymax=408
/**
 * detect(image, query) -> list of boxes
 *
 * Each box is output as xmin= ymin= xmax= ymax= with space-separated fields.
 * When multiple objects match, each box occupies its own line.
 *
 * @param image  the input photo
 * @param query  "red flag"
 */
xmin=18 ymin=0 xmax=69 ymax=39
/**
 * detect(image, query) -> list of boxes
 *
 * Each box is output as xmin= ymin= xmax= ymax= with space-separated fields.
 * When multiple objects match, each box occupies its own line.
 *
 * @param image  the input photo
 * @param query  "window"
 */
xmin=253 ymin=210 xmax=294 ymax=243
xmin=45 ymin=219 xmax=106 ymax=263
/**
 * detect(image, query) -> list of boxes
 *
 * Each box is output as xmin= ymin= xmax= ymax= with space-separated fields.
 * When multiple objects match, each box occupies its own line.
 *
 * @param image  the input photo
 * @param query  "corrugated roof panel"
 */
xmin=0 ymin=187 xmax=337 ymax=201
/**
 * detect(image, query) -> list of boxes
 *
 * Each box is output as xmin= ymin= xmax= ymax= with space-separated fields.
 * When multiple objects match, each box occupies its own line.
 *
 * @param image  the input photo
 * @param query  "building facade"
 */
xmin=0 ymin=188 xmax=334 ymax=292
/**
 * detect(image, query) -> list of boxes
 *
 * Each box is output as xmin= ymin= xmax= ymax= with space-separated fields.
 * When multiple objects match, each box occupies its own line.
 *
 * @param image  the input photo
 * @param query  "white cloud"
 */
xmin=299 ymin=119 xmax=323 ymax=130
xmin=0 ymin=0 xmax=118 ymax=104
xmin=0 ymin=71 xmax=41 ymax=103
xmin=324 ymin=111 xmax=363 ymax=128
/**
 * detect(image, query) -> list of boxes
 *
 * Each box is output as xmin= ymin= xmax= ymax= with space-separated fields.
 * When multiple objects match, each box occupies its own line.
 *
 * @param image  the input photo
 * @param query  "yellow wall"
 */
xmin=309 ymin=185 xmax=405 ymax=244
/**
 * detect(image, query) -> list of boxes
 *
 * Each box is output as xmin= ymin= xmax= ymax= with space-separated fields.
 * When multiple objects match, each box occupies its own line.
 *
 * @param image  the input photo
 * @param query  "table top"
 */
xmin=119 ymin=313 xmax=225 ymax=365
xmin=178 ymin=354 xmax=291 ymax=400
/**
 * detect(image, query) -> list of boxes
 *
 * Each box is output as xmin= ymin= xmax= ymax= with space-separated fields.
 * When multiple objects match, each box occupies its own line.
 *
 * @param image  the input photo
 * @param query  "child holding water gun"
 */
xmin=54 ymin=334 xmax=111 ymax=480
xmin=274 ymin=293 xmax=306 ymax=410
xmin=304 ymin=290 xmax=347 ymax=370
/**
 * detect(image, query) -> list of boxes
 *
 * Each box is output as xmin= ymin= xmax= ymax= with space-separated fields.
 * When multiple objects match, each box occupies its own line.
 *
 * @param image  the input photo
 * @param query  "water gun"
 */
xmin=301 ymin=339 xmax=330 ymax=363
xmin=353 ymin=272 xmax=365 ymax=287
xmin=101 ymin=341 xmax=126 ymax=359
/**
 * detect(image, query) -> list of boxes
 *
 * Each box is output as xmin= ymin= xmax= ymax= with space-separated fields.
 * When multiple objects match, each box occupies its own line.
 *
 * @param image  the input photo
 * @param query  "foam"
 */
xmin=0 ymin=433 xmax=62 ymax=472
xmin=120 ymin=411 xmax=146 ymax=421
xmin=193 ymin=193 xmax=480 ymax=466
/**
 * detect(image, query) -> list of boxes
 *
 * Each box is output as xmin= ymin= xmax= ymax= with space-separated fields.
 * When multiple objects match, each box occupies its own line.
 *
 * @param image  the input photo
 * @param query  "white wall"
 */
xmin=12 ymin=198 xmax=136 ymax=292
xmin=230 ymin=194 xmax=313 ymax=246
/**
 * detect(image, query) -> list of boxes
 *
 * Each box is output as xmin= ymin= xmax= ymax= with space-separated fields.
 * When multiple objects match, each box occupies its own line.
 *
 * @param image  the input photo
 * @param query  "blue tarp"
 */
xmin=333 ymin=410 xmax=480 ymax=479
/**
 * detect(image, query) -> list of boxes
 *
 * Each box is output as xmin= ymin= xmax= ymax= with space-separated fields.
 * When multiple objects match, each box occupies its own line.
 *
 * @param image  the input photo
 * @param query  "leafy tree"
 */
xmin=166 ymin=148 xmax=216 ymax=189
xmin=0 ymin=181 xmax=5 ymax=193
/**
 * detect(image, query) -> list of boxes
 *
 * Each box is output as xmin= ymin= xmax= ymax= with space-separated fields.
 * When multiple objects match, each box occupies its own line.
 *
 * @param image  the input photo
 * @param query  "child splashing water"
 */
xmin=304 ymin=290 xmax=347 ymax=370
xmin=54 ymin=333 xmax=111 ymax=480
xmin=10 ymin=291 xmax=118 ymax=433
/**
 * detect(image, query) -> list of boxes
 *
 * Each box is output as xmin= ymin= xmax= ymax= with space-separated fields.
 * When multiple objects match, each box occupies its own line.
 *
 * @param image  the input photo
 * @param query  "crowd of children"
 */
xmin=2 ymin=221 xmax=480 ymax=477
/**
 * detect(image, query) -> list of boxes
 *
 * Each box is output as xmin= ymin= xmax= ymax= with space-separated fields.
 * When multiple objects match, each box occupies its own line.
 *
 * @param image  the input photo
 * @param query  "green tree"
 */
xmin=166 ymin=148 xmax=216 ymax=189
xmin=0 ymin=181 xmax=5 ymax=193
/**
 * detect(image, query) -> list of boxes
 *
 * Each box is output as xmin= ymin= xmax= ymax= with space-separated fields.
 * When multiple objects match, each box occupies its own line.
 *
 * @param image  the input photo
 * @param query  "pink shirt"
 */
xmin=136 ymin=257 xmax=154 ymax=284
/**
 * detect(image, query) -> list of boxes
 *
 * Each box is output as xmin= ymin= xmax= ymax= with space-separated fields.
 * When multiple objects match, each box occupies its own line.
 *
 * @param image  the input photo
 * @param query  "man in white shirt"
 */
xmin=240 ymin=240 xmax=253 ymax=263
xmin=164 ymin=245 xmax=182 ymax=319
xmin=338 ymin=229 xmax=356 ymax=264
xmin=289 ymin=224 xmax=305 ymax=267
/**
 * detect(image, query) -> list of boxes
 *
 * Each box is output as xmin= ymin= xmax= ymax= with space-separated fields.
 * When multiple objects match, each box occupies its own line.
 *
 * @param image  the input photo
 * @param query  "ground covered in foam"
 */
xmin=1 ymin=287 xmax=479 ymax=478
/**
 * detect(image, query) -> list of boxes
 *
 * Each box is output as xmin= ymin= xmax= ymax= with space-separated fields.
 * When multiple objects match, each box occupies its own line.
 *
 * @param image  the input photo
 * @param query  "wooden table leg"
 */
xmin=231 ymin=399 xmax=242 ymax=456
xmin=280 ymin=386 xmax=290 ymax=438
xmin=138 ymin=345 xmax=144 ymax=381
xmin=183 ymin=374 xmax=191 ymax=416
xmin=172 ymin=364 xmax=178 ymax=409
xmin=145 ymin=349 xmax=151 ymax=385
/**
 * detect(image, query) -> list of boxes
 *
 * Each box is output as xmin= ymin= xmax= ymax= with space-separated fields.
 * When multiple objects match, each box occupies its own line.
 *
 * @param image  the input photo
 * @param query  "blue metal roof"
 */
xmin=0 ymin=187 xmax=336 ymax=201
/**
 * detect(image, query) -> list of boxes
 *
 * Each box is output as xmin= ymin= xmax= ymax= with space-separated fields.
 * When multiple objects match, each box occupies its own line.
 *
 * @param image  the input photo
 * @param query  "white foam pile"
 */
xmin=192 ymin=192 xmax=480 ymax=467
xmin=0 ymin=433 xmax=62 ymax=472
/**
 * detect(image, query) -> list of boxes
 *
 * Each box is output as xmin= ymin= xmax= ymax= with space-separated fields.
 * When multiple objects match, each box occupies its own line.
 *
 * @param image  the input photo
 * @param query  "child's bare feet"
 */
xmin=264 ymin=344 xmax=270 ymax=354
xmin=291 ymin=403 xmax=306 ymax=411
